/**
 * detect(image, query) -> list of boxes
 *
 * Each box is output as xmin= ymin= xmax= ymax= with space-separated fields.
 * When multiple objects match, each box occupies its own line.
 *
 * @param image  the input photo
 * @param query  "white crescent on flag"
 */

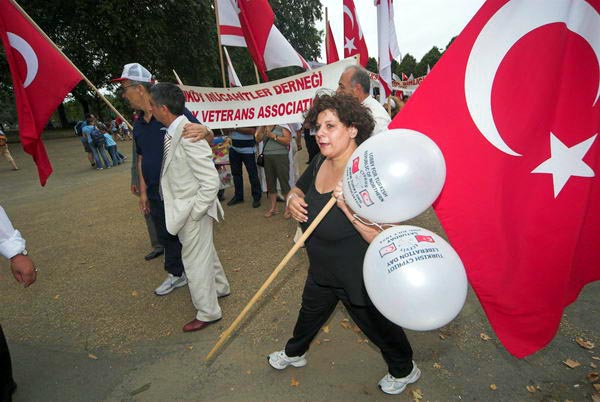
xmin=465 ymin=0 xmax=600 ymax=157
xmin=7 ymin=32 xmax=38 ymax=88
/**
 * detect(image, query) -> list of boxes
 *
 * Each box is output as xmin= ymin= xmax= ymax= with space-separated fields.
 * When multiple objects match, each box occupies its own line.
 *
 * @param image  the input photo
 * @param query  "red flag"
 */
xmin=0 ymin=0 xmax=82 ymax=185
xmin=343 ymin=0 xmax=368 ymax=67
xmin=401 ymin=72 xmax=409 ymax=81
xmin=325 ymin=18 xmax=339 ymax=64
xmin=235 ymin=0 xmax=309 ymax=82
xmin=390 ymin=0 xmax=600 ymax=357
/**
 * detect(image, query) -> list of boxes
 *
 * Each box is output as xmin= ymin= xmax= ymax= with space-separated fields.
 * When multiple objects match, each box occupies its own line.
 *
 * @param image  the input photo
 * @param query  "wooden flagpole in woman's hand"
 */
xmin=205 ymin=196 xmax=337 ymax=361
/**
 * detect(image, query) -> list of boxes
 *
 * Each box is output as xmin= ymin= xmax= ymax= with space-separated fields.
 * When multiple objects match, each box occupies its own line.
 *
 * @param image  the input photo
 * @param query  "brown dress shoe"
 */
xmin=182 ymin=318 xmax=218 ymax=332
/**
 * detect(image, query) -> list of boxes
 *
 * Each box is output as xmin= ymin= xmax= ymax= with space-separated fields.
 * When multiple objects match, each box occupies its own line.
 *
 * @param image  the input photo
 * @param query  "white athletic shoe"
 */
xmin=267 ymin=350 xmax=307 ymax=370
xmin=154 ymin=273 xmax=188 ymax=296
xmin=378 ymin=362 xmax=421 ymax=395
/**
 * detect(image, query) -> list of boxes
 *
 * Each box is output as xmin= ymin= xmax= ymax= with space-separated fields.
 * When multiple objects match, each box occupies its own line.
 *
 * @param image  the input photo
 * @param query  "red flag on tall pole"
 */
xmin=0 ymin=0 xmax=82 ymax=185
xmin=343 ymin=0 xmax=369 ymax=67
xmin=325 ymin=9 xmax=339 ymax=64
xmin=390 ymin=0 xmax=600 ymax=358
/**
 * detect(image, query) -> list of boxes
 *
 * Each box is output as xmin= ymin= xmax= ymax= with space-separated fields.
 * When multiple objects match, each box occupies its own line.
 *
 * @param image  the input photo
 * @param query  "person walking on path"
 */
xmin=0 ymin=128 xmax=18 ymax=171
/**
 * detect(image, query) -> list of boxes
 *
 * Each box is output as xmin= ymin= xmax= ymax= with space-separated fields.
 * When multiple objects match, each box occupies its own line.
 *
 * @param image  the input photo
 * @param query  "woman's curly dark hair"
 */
xmin=304 ymin=92 xmax=375 ymax=146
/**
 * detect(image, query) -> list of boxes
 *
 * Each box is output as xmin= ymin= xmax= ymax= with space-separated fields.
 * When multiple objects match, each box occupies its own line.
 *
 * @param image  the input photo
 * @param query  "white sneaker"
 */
xmin=267 ymin=350 xmax=307 ymax=370
xmin=378 ymin=362 xmax=421 ymax=395
xmin=154 ymin=273 xmax=188 ymax=296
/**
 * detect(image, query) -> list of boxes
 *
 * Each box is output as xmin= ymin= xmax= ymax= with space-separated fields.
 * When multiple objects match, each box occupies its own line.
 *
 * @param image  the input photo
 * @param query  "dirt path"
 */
xmin=0 ymin=136 xmax=598 ymax=401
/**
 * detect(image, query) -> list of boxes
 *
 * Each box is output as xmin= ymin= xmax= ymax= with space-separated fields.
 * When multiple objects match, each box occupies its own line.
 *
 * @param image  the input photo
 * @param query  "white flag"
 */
xmin=223 ymin=46 xmax=242 ymax=87
xmin=376 ymin=0 xmax=401 ymax=97
xmin=217 ymin=0 xmax=246 ymax=47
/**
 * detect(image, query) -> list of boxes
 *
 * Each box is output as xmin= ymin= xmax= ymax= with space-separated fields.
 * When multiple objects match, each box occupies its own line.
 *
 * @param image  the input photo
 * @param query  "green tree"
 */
xmin=366 ymin=57 xmax=378 ymax=73
xmin=0 ymin=0 xmax=325 ymax=125
xmin=395 ymin=53 xmax=417 ymax=78
xmin=416 ymin=46 xmax=442 ymax=77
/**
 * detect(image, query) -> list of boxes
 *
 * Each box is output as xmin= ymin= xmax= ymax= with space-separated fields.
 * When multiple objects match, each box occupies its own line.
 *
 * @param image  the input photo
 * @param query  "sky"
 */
xmin=318 ymin=0 xmax=487 ymax=63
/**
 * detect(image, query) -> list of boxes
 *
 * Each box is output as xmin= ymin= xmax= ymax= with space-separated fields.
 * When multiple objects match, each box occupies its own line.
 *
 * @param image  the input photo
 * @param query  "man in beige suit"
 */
xmin=149 ymin=82 xmax=230 ymax=332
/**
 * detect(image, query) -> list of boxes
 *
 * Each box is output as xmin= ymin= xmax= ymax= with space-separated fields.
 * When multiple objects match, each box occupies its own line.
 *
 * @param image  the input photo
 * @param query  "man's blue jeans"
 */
xmin=90 ymin=143 xmax=111 ymax=169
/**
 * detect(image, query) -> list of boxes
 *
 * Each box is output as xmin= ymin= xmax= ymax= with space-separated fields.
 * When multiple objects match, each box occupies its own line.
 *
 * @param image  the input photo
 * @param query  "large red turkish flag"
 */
xmin=390 ymin=0 xmax=600 ymax=357
xmin=343 ymin=0 xmax=368 ymax=67
xmin=0 ymin=0 xmax=81 ymax=186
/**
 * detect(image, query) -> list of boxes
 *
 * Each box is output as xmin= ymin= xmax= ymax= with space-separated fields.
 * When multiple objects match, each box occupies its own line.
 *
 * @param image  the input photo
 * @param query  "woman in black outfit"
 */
xmin=267 ymin=93 xmax=420 ymax=395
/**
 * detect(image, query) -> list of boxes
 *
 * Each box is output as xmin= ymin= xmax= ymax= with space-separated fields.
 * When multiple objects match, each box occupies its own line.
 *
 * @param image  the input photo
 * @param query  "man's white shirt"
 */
xmin=362 ymin=95 xmax=391 ymax=136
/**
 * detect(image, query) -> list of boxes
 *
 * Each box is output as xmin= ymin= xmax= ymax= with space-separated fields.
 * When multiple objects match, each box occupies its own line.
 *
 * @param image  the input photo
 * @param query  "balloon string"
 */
xmin=352 ymin=214 xmax=397 ymax=232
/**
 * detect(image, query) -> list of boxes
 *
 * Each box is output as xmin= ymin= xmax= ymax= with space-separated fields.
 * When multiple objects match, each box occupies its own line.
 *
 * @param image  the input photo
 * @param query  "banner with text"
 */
xmin=180 ymin=58 xmax=357 ymax=129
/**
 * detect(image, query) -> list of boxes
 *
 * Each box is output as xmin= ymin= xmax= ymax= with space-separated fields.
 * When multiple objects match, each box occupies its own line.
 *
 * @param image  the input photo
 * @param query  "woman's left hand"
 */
xmin=182 ymin=123 xmax=211 ymax=142
xmin=334 ymin=180 xmax=381 ymax=244
xmin=333 ymin=180 xmax=350 ymax=215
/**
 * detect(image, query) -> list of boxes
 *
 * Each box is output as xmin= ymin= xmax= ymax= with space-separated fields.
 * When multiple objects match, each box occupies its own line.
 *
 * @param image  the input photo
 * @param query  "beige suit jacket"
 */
xmin=161 ymin=117 xmax=223 ymax=235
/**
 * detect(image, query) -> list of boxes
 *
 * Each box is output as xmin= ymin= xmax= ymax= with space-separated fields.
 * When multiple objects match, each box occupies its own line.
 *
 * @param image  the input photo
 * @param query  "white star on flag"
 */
xmin=344 ymin=36 xmax=356 ymax=52
xmin=531 ymin=132 xmax=597 ymax=198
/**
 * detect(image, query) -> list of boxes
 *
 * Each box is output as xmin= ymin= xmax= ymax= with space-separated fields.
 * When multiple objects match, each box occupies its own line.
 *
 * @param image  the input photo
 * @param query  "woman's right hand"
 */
xmin=287 ymin=194 xmax=308 ymax=223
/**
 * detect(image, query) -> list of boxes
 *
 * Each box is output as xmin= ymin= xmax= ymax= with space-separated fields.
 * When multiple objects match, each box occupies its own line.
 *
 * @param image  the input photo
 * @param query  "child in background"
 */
xmin=119 ymin=121 xmax=132 ymax=140
xmin=102 ymin=129 xmax=122 ymax=166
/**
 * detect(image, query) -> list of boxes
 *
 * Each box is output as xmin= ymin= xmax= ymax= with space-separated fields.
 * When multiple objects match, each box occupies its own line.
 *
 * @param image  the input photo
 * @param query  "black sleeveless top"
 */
xmin=297 ymin=156 xmax=372 ymax=306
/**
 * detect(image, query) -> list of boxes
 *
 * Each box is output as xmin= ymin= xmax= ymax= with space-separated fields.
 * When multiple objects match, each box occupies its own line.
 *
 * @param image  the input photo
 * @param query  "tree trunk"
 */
xmin=74 ymin=95 xmax=90 ymax=115
xmin=57 ymin=103 xmax=69 ymax=128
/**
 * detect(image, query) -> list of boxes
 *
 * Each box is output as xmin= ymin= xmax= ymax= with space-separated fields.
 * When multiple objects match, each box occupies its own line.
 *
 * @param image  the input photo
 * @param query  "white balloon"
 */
xmin=363 ymin=225 xmax=467 ymax=331
xmin=342 ymin=129 xmax=446 ymax=223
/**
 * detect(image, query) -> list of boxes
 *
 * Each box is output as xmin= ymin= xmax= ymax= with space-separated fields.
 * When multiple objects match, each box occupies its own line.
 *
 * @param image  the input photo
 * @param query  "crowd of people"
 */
xmin=1 ymin=63 xmax=419 ymax=399
xmin=77 ymin=113 xmax=127 ymax=170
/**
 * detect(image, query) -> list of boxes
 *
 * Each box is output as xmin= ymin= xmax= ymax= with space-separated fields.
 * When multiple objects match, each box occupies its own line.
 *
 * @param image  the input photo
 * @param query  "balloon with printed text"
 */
xmin=364 ymin=225 xmax=468 ymax=331
xmin=342 ymin=129 xmax=446 ymax=223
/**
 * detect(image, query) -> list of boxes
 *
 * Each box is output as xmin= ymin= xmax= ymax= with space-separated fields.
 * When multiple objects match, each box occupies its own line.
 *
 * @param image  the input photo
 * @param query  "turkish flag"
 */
xmin=343 ymin=0 xmax=368 ymax=67
xmin=325 ymin=19 xmax=339 ymax=64
xmin=390 ymin=0 xmax=600 ymax=357
xmin=0 ymin=0 xmax=81 ymax=186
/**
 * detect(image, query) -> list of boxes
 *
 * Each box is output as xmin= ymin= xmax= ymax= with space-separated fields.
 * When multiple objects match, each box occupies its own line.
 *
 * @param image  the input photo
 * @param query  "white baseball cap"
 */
xmin=112 ymin=63 xmax=154 ymax=83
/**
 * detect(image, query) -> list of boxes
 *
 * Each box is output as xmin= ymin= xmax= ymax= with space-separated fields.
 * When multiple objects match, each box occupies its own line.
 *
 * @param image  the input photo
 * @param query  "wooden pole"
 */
xmin=325 ymin=7 xmax=329 ymax=62
xmin=9 ymin=0 xmax=133 ymax=130
xmin=213 ymin=0 xmax=228 ymax=88
xmin=205 ymin=196 xmax=337 ymax=361
xmin=253 ymin=64 xmax=261 ymax=84
xmin=172 ymin=69 xmax=184 ymax=85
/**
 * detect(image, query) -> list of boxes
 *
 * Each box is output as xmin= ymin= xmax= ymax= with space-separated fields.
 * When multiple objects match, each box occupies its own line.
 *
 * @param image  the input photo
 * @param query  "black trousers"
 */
xmin=149 ymin=198 xmax=184 ymax=277
xmin=285 ymin=273 xmax=414 ymax=378
xmin=229 ymin=148 xmax=262 ymax=202
xmin=0 ymin=325 xmax=15 ymax=402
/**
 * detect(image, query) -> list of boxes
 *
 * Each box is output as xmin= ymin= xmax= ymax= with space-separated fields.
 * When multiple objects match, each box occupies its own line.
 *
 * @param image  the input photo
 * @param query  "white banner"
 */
xmin=180 ymin=58 xmax=357 ymax=129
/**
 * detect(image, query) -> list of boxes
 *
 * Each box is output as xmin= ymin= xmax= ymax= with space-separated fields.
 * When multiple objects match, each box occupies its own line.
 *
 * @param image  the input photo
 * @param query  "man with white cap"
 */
xmin=113 ymin=63 xmax=213 ymax=299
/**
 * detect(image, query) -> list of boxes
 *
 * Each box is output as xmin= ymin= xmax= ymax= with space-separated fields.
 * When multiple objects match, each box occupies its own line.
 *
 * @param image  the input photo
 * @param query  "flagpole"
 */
xmin=9 ymin=0 xmax=133 ymax=130
xmin=172 ymin=69 xmax=184 ymax=85
xmin=325 ymin=7 xmax=329 ymax=62
xmin=253 ymin=64 xmax=260 ymax=84
xmin=206 ymin=196 xmax=337 ymax=361
xmin=213 ymin=0 xmax=228 ymax=88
